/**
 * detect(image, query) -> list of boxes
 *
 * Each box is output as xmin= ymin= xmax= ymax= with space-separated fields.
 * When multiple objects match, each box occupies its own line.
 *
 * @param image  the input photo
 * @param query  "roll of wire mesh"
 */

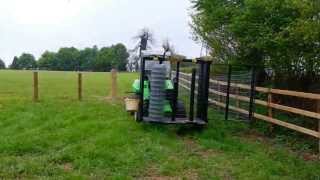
xmin=148 ymin=64 xmax=167 ymax=121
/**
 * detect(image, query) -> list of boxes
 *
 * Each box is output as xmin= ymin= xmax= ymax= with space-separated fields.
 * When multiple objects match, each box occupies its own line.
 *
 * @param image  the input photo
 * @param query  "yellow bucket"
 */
xmin=124 ymin=98 xmax=139 ymax=112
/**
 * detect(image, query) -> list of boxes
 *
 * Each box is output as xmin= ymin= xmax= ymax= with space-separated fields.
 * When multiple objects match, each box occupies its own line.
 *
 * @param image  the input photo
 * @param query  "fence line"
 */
xmin=31 ymin=70 xmax=118 ymax=101
xmin=210 ymin=79 xmax=320 ymax=100
xmin=176 ymin=72 xmax=320 ymax=152
xmin=178 ymin=73 xmax=320 ymax=120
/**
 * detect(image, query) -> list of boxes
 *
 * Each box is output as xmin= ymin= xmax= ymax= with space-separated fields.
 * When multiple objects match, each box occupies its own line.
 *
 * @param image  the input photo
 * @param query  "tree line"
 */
xmin=0 ymin=59 xmax=5 ymax=69
xmin=191 ymin=0 xmax=320 ymax=92
xmin=5 ymin=43 xmax=129 ymax=72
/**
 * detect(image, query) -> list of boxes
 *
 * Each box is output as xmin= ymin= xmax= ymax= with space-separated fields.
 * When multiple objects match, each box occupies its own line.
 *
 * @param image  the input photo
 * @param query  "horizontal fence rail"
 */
xmin=29 ymin=70 xmax=118 ymax=102
xmin=210 ymin=79 xmax=320 ymax=100
xmin=174 ymin=71 xmax=320 ymax=144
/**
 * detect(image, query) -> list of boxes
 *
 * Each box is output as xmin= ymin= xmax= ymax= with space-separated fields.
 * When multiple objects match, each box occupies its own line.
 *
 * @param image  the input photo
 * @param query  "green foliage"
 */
xmin=9 ymin=53 xmax=37 ymax=70
xmin=79 ymin=46 xmax=99 ymax=71
xmin=93 ymin=47 xmax=113 ymax=72
xmin=9 ymin=56 xmax=19 ymax=69
xmin=0 ymin=59 xmax=5 ymax=69
xmin=56 ymin=47 xmax=81 ymax=71
xmin=0 ymin=70 xmax=319 ymax=179
xmin=38 ymin=51 xmax=58 ymax=70
xmin=112 ymin=43 xmax=130 ymax=71
xmin=191 ymin=0 xmax=320 ymax=91
xmin=93 ymin=44 xmax=129 ymax=72
xmin=11 ymin=44 xmax=129 ymax=72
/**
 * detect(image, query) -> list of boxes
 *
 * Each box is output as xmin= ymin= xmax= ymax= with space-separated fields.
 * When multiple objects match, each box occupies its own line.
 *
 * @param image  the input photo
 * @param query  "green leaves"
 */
xmin=94 ymin=44 xmax=129 ymax=72
xmin=0 ymin=59 xmax=5 ymax=69
xmin=38 ymin=51 xmax=58 ymax=70
xmin=56 ymin=47 xmax=80 ymax=71
xmin=10 ymin=44 xmax=129 ymax=72
xmin=191 ymin=0 xmax=320 ymax=90
xmin=9 ymin=53 xmax=37 ymax=70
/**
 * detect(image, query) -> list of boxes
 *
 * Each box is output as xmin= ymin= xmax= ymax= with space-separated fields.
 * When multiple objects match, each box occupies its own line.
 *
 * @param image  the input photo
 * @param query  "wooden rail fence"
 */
xmin=177 ymin=71 xmax=320 ymax=152
xmin=32 ymin=70 xmax=118 ymax=101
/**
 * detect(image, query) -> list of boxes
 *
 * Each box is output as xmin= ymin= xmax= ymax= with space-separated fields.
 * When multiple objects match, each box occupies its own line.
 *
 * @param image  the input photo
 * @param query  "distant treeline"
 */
xmin=0 ymin=59 xmax=5 ymax=69
xmin=4 ymin=43 xmax=129 ymax=72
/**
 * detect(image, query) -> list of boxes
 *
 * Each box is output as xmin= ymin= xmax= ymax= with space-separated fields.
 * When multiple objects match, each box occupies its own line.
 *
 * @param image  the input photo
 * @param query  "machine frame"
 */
xmin=136 ymin=54 xmax=212 ymax=125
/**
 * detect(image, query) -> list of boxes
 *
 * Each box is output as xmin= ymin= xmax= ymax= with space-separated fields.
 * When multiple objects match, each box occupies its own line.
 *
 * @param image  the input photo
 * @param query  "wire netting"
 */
xmin=209 ymin=64 xmax=253 ymax=122
xmin=172 ymin=62 xmax=199 ymax=121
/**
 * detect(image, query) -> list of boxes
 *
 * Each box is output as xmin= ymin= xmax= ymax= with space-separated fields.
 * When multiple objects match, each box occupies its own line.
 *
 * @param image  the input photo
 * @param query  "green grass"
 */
xmin=0 ymin=70 xmax=319 ymax=179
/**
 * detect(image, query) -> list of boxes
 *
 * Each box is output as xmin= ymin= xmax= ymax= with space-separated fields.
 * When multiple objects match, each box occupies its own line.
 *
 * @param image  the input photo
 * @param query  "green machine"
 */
xmin=130 ymin=53 xmax=212 ymax=125
xmin=132 ymin=73 xmax=186 ymax=119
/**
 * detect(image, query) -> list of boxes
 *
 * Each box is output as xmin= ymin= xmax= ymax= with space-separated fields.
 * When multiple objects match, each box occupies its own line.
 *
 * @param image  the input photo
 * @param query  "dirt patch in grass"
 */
xmin=182 ymin=137 xmax=220 ymax=159
xmin=140 ymin=165 xmax=199 ymax=180
xmin=139 ymin=165 xmax=175 ymax=180
xmin=140 ymin=174 xmax=174 ymax=180
xmin=301 ymin=153 xmax=319 ymax=161
xmin=62 ymin=163 xmax=73 ymax=172
xmin=240 ymin=130 xmax=271 ymax=143
xmin=183 ymin=170 xmax=199 ymax=180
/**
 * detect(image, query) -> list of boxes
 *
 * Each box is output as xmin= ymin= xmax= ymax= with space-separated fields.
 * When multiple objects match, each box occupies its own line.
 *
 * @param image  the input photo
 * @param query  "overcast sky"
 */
xmin=0 ymin=0 xmax=201 ymax=66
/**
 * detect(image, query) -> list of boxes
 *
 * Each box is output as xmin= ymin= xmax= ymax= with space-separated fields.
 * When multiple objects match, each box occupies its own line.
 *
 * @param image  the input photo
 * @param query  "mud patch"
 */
xmin=140 ymin=165 xmax=199 ymax=180
xmin=182 ymin=138 xmax=220 ymax=159
xmin=62 ymin=163 xmax=73 ymax=172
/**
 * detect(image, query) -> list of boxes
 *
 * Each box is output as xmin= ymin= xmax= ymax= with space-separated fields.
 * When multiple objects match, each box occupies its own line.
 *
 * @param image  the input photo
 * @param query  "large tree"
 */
xmin=0 ymin=59 xmax=5 ymax=69
xmin=56 ymin=47 xmax=80 ymax=71
xmin=38 ymin=51 xmax=58 ymax=70
xmin=191 ymin=0 xmax=320 ymax=91
xmin=10 ymin=56 xmax=19 ymax=69
xmin=10 ymin=53 xmax=37 ymax=70
xmin=111 ymin=43 xmax=129 ymax=71
xmin=162 ymin=39 xmax=175 ymax=56
xmin=79 ymin=46 xmax=99 ymax=71
xmin=129 ymin=28 xmax=154 ymax=71
xmin=93 ymin=47 xmax=113 ymax=72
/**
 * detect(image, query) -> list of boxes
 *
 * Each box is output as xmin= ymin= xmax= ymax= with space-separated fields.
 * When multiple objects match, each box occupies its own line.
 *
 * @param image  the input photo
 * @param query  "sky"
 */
xmin=0 ymin=0 xmax=201 ymax=66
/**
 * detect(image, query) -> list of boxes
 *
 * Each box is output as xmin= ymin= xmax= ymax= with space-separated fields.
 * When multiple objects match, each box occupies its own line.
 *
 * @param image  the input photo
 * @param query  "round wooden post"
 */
xmin=268 ymin=91 xmax=273 ymax=117
xmin=111 ymin=69 xmax=117 ymax=99
xmin=318 ymin=119 xmax=320 ymax=155
xmin=33 ymin=71 xmax=39 ymax=102
xmin=78 ymin=73 xmax=82 ymax=101
xmin=218 ymin=83 xmax=221 ymax=111
xmin=268 ymin=89 xmax=274 ymax=134
xmin=317 ymin=101 xmax=320 ymax=155
xmin=236 ymin=86 xmax=240 ymax=118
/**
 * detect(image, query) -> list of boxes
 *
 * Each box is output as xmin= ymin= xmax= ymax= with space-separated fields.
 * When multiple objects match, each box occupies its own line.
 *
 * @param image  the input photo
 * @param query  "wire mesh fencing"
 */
xmin=209 ymin=64 xmax=255 ymax=122
xmin=172 ymin=62 xmax=199 ymax=121
xmin=173 ymin=63 xmax=256 ymax=122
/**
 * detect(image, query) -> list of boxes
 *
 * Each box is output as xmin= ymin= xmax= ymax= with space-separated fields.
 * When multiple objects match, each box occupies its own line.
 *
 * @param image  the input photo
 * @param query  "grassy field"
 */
xmin=0 ymin=70 xmax=319 ymax=179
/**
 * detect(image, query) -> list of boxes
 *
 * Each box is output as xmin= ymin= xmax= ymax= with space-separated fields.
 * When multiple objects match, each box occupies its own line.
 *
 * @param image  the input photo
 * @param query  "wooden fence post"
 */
xmin=318 ymin=119 xmax=320 ymax=155
xmin=268 ymin=91 xmax=273 ymax=117
xmin=268 ymin=89 xmax=274 ymax=134
xmin=225 ymin=65 xmax=232 ymax=121
xmin=236 ymin=86 xmax=240 ymax=118
xmin=111 ymin=69 xmax=117 ymax=99
xmin=78 ymin=73 xmax=82 ymax=101
xmin=218 ymin=83 xmax=221 ymax=111
xmin=248 ymin=67 xmax=256 ymax=124
xmin=33 ymin=71 xmax=39 ymax=102
xmin=317 ymin=101 xmax=320 ymax=155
